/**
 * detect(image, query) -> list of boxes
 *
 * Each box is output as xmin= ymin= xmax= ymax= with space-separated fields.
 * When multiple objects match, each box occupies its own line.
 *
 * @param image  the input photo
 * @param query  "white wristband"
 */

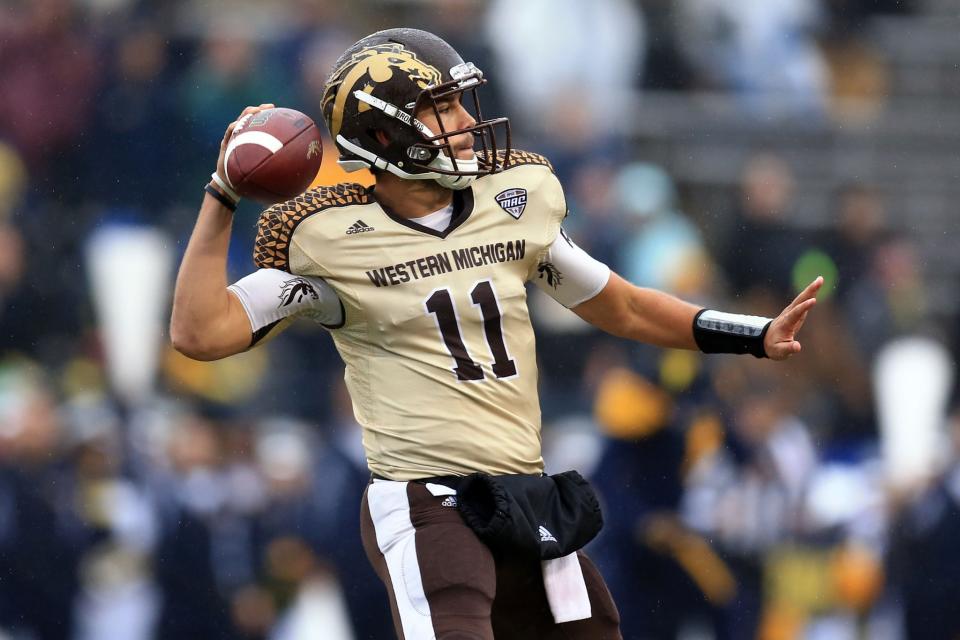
xmin=210 ymin=172 xmax=241 ymax=204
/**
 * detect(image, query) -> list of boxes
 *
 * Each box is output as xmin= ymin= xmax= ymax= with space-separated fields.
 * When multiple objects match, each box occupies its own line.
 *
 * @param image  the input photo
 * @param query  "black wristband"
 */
xmin=204 ymin=184 xmax=238 ymax=212
xmin=693 ymin=308 xmax=772 ymax=359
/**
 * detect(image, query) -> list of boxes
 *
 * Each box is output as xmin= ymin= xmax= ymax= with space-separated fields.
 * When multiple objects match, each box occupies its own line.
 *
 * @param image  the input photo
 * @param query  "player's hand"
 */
xmin=215 ymin=103 xmax=275 ymax=185
xmin=764 ymin=276 xmax=823 ymax=360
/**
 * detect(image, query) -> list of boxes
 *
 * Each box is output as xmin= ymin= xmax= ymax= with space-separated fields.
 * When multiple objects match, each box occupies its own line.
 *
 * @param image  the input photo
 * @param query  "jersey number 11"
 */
xmin=425 ymin=280 xmax=518 ymax=381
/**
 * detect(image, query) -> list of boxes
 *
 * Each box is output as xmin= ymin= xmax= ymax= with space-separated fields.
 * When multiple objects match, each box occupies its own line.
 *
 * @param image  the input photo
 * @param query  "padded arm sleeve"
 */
xmin=532 ymin=227 xmax=611 ymax=308
xmin=228 ymin=268 xmax=345 ymax=337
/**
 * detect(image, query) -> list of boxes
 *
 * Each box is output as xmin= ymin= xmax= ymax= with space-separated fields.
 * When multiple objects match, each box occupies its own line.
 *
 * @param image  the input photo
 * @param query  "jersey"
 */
xmin=253 ymin=150 xmax=567 ymax=480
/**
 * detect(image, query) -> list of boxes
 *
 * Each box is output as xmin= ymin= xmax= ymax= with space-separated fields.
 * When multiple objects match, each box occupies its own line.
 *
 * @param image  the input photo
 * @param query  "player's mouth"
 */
xmin=452 ymin=136 xmax=476 ymax=160
xmin=454 ymin=147 xmax=476 ymax=161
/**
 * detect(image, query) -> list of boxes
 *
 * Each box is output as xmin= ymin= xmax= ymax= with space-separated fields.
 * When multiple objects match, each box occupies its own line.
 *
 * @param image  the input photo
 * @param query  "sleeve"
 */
xmin=532 ymin=226 xmax=611 ymax=308
xmin=227 ymin=268 xmax=345 ymax=344
xmin=253 ymin=184 xmax=373 ymax=274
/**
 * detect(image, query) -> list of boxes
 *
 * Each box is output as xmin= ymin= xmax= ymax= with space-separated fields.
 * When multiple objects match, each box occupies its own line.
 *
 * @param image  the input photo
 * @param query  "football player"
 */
xmin=171 ymin=28 xmax=821 ymax=640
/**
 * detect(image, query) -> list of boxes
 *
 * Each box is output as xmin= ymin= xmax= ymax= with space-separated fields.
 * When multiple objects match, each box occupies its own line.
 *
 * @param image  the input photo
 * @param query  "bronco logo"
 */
xmin=307 ymin=140 xmax=322 ymax=159
xmin=278 ymin=277 xmax=319 ymax=308
xmin=322 ymin=43 xmax=443 ymax=137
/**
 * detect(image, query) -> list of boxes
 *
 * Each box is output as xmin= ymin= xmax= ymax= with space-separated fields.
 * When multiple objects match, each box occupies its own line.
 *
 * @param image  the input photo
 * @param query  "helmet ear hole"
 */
xmin=370 ymin=129 xmax=390 ymax=148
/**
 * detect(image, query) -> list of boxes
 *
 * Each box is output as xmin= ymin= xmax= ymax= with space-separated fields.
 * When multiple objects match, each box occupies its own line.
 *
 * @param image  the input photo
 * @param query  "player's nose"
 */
xmin=456 ymin=102 xmax=477 ymax=129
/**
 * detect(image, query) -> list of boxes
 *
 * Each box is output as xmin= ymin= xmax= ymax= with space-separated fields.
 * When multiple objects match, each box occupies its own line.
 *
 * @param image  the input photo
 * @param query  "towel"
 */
xmin=542 ymin=552 xmax=592 ymax=623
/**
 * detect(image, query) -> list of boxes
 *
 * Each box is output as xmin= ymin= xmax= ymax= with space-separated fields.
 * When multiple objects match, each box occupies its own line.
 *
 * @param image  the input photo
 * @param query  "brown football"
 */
xmin=224 ymin=107 xmax=323 ymax=204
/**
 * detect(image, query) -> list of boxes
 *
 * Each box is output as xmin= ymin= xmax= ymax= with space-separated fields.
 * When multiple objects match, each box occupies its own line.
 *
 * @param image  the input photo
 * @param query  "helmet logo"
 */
xmin=323 ymin=43 xmax=443 ymax=138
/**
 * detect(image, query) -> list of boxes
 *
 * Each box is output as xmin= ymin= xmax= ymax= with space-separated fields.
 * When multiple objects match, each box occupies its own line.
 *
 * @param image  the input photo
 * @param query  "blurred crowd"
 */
xmin=1 ymin=0 xmax=957 ymax=639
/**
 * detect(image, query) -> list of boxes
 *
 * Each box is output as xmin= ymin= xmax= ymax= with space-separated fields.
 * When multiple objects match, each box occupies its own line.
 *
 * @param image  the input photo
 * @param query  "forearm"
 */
xmin=548 ymin=220 xmax=817 ymax=361
xmin=573 ymin=273 xmax=698 ymax=348
xmin=618 ymin=286 xmax=701 ymax=349
xmin=575 ymin=272 xmax=786 ymax=358
xmin=170 ymin=192 xmax=249 ymax=358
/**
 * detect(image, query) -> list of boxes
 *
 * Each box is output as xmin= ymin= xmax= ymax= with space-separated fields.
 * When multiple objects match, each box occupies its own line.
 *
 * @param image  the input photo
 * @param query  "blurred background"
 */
xmin=1 ymin=0 xmax=959 ymax=638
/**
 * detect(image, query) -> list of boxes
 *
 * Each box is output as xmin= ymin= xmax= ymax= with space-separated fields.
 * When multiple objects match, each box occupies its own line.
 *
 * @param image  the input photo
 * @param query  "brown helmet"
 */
xmin=321 ymin=28 xmax=510 ymax=190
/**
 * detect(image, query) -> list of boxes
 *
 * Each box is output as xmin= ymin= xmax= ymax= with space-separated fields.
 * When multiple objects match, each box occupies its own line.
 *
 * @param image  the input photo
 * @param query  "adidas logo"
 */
xmin=441 ymin=496 xmax=458 ymax=508
xmin=539 ymin=525 xmax=557 ymax=543
xmin=346 ymin=219 xmax=374 ymax=235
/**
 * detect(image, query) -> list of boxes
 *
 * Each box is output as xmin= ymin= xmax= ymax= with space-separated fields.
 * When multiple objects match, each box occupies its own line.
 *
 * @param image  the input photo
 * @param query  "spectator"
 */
xmin=0 ymin=0 xmax=100 ymax=172
xmin=484 ymin=0 xmax=645 ymax=137
xmin=825 ymin=183 xmax=892 ymax=355
xmin=888 ymin=407 xmax=960 ymax=638
xmin=589 ymin=366 xmax=736 ymax=639
xmin=83 ymin=22 xmax=183 ymax=223
xmin=674 ymin=0 xmax=831 ymax=118
xmin=832 ymin=229 xmax=929 ymax=369
xmin=152 ymin=409 xmax=246 ymax=639
xmin=615 ymin=162 xmax=713 ymax=298
xmin=0 ymin=365 xmax=82 ymax=639
xmin=717 ymin=153 xmax=810 ymax=298
xmin=684 ymin=361 xmax=820 ymax=638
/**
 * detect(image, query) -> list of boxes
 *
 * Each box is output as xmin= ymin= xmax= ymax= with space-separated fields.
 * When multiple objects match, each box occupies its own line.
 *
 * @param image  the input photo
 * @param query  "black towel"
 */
xmin=456 ymin=471 xmax=603 ymax=560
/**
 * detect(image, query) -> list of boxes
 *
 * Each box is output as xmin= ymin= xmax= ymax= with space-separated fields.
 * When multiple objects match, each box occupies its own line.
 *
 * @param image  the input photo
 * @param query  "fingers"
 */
xmin=761 ymin=278 xmax=824 ymax=361
xmin=766 ymin=296 xmax=817 ymax=360
xmin=238 ymin=103 xmax=276 ymax=119
xmin=216 ymin=103 xmax=277 ymax=180
xmin=786 ymin=276 xmax=824 ymax=310
xmin=222 ymin=103 xmax=277 ymax=145
xmin=769 ymin=341 xmax=802 ymax=360
xmin=782 ymin=297 xmax=817 ymax=331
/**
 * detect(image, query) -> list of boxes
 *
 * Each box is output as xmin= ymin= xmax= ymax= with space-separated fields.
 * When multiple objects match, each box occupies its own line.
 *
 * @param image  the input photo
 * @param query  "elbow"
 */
xmin=170 ymin=322 xmax=223 ymax=362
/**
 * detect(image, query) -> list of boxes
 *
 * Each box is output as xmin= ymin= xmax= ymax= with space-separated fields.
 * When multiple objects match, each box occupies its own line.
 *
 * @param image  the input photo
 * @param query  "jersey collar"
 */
xmin=372 ymin=187 xmax=475 ymax=239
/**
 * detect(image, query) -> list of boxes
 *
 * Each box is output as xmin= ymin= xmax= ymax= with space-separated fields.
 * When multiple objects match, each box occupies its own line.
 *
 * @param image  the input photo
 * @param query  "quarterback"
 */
xmin=171 ymin=28 xmax=821 ymax=640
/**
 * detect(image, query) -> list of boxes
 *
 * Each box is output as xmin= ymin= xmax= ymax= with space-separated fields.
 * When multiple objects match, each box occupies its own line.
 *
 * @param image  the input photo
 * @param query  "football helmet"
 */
xmin=321 ymin=28 xmax=510 ymax=190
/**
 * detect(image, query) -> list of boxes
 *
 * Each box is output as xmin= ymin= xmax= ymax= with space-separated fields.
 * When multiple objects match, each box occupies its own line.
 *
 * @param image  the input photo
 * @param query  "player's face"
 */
xmin=417 ymin=95 xmax=477 ymax=161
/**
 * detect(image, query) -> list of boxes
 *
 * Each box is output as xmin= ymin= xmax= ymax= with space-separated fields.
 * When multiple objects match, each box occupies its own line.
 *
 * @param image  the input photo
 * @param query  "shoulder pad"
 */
xmin=478 ymin=149 xmax=555 ymax=174
xmin=254 ymin=183 xmax=372 ymax=270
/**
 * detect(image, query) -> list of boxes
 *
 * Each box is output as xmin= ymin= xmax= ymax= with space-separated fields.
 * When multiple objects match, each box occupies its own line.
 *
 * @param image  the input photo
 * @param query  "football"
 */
xmin=224 ymin=107 xmax=323 ymax=204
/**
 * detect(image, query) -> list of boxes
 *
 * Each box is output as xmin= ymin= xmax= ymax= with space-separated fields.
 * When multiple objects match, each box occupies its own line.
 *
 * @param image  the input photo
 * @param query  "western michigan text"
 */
xmin=365 ymin=240 xmax=526 ymax=287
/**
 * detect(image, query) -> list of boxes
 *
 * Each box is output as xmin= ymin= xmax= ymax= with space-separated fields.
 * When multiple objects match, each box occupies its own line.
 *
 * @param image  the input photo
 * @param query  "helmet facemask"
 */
xmin=404 ymin=63 xmax=512 ymax=189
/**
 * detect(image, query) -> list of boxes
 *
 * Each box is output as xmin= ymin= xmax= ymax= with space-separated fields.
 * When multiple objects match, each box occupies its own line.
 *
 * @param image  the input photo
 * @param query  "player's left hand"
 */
xmin=764 ymin=276 xmax=823 ymax=360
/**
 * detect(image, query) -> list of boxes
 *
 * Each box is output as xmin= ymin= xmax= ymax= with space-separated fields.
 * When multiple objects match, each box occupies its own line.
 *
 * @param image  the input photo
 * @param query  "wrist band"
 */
xmin=210 ymin=171 xmax=241 ymax=203
xmin=693 ymin=309 xmax=771 ymax=359
xmin=204 ymin=184 xmax=238 ymax=212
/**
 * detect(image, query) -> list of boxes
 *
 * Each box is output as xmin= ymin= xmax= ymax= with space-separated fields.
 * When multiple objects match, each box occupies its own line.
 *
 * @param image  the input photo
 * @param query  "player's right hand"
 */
xmin=215 ymin=103 xmax=275 ymax=186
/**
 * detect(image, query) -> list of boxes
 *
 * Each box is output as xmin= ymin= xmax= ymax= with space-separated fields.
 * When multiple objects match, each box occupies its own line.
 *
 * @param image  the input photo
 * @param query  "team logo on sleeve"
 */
xmin=537 ymin=262 xmax=562 ymax=289
xmin=278 ymin=277 xmax=319 ymax=307
xmin=495 ymin=188 xmax=527 ymax=219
